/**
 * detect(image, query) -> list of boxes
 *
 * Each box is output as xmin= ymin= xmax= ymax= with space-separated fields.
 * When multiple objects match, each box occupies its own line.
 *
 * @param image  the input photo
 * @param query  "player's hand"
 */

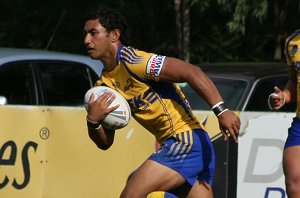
xmin=268 ymin=86 xmax=285 ymax=110
xmin=87 ymin=92 xmax=119 ymax=122
xmin=217 ymin=110 xmax=240 ymax=143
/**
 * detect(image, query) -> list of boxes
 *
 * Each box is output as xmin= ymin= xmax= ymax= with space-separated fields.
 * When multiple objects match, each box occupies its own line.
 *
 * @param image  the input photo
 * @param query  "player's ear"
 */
xmin=111 ymin=29 xmax=121 ymax=43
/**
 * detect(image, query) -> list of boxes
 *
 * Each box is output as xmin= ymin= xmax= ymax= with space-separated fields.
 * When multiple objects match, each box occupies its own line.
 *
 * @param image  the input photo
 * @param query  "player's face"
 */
xmin=83 ymin=19 xmax=111 ymax=60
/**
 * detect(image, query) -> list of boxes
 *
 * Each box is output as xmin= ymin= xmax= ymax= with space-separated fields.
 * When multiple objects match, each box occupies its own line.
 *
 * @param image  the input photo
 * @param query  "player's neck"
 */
xmin=102 ymin=43 xmax=122 ymax=72
xmin=102 ymin=55 xmax=118 ymax=72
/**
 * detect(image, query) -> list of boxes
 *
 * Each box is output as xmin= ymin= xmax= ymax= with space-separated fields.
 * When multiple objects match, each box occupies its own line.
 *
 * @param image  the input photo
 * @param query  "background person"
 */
xmin=83 ymin=7 xmax=240 ymax=198
xmin=268 ymin=29 xmax=300 ymax=197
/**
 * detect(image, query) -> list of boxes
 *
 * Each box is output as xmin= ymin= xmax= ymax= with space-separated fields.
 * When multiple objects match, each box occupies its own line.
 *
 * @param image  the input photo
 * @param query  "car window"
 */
xmin=37 ymin=61 xmax=98 ymax=106
xmin=245 ymin=75 xmax=296 ymax=112
xmin=178 ymin=78 xmax=248 ymax=110
xmin=0 ymin=62 xmax=36 ymax=105
xmin=0 ymin=60 xmax=99 ymax=106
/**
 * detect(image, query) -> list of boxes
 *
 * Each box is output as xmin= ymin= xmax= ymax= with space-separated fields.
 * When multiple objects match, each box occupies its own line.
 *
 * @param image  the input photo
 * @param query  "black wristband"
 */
xmin=212 ymin=102 xmax=229 ymax=117
xmin=86 ymin=118 xmax=102 ymax=130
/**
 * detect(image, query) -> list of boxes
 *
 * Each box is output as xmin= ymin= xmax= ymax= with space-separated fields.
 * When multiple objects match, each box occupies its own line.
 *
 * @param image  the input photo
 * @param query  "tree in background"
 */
xmin=174 ymin=0 xmax=191 ymax=62
xmin=0 ymin=0 xmax=299 ymax=63
xmin=223 ymin=0 xmax=298 ymax=61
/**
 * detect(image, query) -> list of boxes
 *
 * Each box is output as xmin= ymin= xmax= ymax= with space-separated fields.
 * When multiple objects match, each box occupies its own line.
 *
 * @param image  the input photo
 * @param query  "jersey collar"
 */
xmin=116 ymin=44 xmax=125 ymax=65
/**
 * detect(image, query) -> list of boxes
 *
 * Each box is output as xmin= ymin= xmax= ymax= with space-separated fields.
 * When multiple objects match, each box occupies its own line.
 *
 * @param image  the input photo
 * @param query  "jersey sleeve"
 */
xmin=121 ymin=47 xmax=166 ymax=81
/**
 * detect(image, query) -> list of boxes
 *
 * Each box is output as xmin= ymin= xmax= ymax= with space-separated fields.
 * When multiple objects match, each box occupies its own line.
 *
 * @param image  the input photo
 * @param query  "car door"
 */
xmin=244 ymin=75 xmax=296 ymax=112
xmin=0 ymin=60 xmax=99 ymax=106
xmin=35 ymin=60 xmax=98 ymax=106
xmin=0 ymin=61 xmax=37 ymax=105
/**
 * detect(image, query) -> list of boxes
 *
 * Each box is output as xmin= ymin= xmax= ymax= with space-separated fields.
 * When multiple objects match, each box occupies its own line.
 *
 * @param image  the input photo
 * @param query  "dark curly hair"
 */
xmin=83 ymin=7 xmax=129 ymax=45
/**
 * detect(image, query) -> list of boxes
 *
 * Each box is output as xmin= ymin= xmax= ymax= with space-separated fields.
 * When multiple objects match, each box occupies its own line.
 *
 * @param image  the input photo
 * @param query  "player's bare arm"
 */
xmin=86 ymin=92 xmax=118 ymax=150
xmin=88 ymin=127 xmax=115 ymax=150
xmin=269 ymin=70 xmax=297 ymax=110
xmin=160 ymin=57 xmax=240 ymax=142
xmin=159 ymin=57 xmax=222 ymax=107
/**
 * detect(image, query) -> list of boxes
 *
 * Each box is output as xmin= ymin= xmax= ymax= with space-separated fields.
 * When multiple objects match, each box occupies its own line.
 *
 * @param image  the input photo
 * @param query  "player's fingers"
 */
xmin=108 ymin=104 xmax=120 ymax=112
xmin=233 ymin=117 xmax=241 ymax=131
xmin=232 ymin=124 xmax=240 ymax=137
xmin=230 ymin=125 xmax=238 ymax=135
xmin=237 ymin=119 xmax=241 ymax=130
xmin=227 ymin=128 xmax=238 ymax=143
xmin=270 ymin=93 xmax=280 ymax=100
xmin=101 ymin=93 xmax=119 ymax=112
xmin=97 ymin=92 xmax=115 ymax=105
xmin=104 ymin=93 xmax=116 ymax=105
xmin=274 ymin=86 xmax=282 ymax=93
xmin=220 ymin=128 xmax=229 ymax=141
xmin=89 ymin=93 xmax=95 ymax=103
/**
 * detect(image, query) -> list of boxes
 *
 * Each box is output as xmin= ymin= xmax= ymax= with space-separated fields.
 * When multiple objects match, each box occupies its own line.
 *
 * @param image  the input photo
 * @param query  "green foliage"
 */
xmin=252 ymin=0 xmax=268 ymax=22
xmin=216 ymin=0 xmax=268 ymax=35
xmin=0 ymin=0 xmax=299 ymax=62
xmin=227 ymin=0 xmax=250 ymax=34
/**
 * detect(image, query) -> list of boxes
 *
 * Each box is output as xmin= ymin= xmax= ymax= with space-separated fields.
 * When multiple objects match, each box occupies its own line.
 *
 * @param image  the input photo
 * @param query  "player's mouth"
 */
xmin=86 ymin=47 xmax=95 ymax=54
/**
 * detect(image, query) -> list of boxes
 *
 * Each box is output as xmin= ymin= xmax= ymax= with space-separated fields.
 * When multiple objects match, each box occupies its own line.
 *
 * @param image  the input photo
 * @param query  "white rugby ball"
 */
xmin=84 ymin=86 xmax=131 ymax=130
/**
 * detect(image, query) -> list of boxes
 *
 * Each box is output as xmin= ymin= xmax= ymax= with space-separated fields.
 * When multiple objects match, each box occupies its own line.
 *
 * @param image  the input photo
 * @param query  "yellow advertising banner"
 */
xmin=0 ymin=106 xmax=221 ymax=198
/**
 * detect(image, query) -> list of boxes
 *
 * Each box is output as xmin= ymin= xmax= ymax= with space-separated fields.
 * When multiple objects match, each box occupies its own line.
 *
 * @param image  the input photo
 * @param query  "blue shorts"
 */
xmin=284 ymin=117 xmax=300 ymax=149
xmin=149 ymin=129 xmax=215 ymax=186
xmin=147 ymin=191 xmax=177 ymax=198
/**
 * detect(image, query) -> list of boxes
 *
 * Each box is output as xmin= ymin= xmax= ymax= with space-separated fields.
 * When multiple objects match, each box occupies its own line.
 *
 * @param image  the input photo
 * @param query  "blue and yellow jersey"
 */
xmin=285 ymin=30 xmax=300 ymax=117
xmin=96 ymin=45 xmax=204 ymax=143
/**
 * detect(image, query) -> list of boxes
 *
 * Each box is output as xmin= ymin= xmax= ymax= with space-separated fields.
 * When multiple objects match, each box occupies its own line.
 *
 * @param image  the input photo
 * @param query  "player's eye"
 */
xmin=91 ymin=31 xmax=98 ymax=36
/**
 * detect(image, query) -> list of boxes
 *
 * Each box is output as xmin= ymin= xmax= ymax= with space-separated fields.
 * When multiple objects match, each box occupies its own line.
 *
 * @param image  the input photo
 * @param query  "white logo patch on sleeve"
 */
xmin=146 ymin=55 xmax=166 ymax=77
